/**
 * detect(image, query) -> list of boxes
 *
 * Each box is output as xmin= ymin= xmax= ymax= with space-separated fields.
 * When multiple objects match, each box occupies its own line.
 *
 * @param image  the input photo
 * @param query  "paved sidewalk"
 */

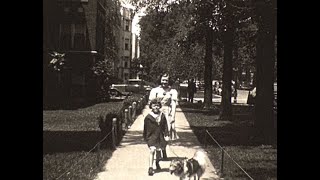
xmin=95 ymin=105 xmax=220 ymax=180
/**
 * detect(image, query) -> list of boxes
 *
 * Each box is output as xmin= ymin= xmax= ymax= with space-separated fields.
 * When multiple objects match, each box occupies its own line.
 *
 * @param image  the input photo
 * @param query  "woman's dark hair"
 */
xmin=157 ymin=73 xmax=174 ymax=86
xmin=149 ymin=98 xmax=162 ymax=109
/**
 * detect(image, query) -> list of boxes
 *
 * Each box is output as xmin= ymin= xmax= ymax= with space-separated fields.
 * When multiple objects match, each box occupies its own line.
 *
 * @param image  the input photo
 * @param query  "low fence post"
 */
xmin=204 ymin=128 xmax=207 ymax=148
xmin=221 ymin=150 xmax=224 ymax=177
xmin=124 ymin=109 xmax=128 ymax=130
xmin=96 ymin=143 xmax=101 ymax=166
xmin=112 ymin=118 xmax=117 ymax=148
xmin=132 ymin=102 xmax=137 ymax=120
xmin=137 ymin=101 xmax=141 ymax=113
xmin=118 ymin=117 xmax=123 ymax=138
xmin=128 ymin=106 xmax=132 ymax=127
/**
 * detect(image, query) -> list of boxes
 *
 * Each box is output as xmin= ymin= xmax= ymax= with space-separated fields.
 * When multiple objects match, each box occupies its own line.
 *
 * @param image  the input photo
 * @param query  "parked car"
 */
xmin=108 ymin=87 xmax=131 ymax=100
xmin=239 ymin=81 xmax=253 ymax=90
xmin=111 ymin=79 xmax=154 ymax=94
xmin=127 ymin=79 xmax=144 ymax=93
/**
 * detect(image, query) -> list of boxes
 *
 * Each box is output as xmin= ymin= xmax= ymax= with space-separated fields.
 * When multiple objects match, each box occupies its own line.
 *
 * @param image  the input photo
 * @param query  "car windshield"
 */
xmin=128 ymin=80 xmax=141 ymax=85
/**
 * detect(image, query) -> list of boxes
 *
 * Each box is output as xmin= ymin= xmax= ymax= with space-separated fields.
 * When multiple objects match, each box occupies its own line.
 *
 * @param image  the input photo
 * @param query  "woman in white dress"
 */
xmin=148 ymin=74 xmax=179 ymax=158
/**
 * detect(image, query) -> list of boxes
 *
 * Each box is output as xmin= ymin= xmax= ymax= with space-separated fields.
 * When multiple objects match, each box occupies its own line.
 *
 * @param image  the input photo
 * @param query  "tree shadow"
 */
xmin=192 ymin=124 xmax=270 ymax=146
xmin=179 ymin=102 xmax=255 ymax=117
xmin=154 ymin=168 xmax=170 ymax=173
xmin=231 ymin=167 xmax=277 ymax=180
xmin=179 ymin=103 xmax=276 ymax=146
xmin=115 ymin=130 xmax=205 ymax=151
xmin=43 ymin=100 xmax=98 ymax=110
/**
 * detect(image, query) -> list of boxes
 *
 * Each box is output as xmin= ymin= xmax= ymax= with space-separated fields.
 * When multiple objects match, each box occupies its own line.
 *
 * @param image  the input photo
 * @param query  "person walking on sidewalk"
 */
xmin=149 ymin=74 xmax=179 ymax=140
xmin=143 ymin=98 xmax=170 ymax=176
xmin=149 ymin=74 xmax=179 ymax=159
xmin=187 ymin=78 xmax=197 ymax=103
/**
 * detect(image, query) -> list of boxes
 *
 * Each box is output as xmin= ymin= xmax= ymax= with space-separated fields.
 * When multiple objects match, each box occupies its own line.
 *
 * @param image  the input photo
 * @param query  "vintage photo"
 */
xmin=43 ymin=0 xmax=277 ymax=179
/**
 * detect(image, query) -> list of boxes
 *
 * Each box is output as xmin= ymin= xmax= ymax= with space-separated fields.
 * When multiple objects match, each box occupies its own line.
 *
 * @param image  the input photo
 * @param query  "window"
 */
xmin=125 ymin=38 xmax=129 ymax=50
xmin=64 ymin=7 xmax=70 ymax=13
xmin=125 ymin=61 xmax=128 ymax=68
xmin=124 ymin=56 xmax=130 ymax=62
xmin=60 ymin=23 xmax=71 ymax=50
xmin=77 ymin=7 xmax=84 ymax=13
xmin=74 ymin=23 xmax=86 ymax=50
xmin=125 ymin=20 xmax=130 ymax=31
xmin=124 ymin=73 xmax=129 ymax=80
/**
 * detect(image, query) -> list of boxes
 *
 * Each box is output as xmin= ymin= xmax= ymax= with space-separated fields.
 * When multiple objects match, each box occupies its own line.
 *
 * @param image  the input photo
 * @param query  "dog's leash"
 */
xmin=167 ymin=139 xmax=187 ymax=160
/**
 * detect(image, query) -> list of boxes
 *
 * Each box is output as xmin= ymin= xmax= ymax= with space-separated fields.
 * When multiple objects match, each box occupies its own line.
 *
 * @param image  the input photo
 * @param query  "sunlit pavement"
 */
xmin=182 ymin=90 xmax=249 ymax=104
xmin=94 ymin=105 xmax=220 ymax=180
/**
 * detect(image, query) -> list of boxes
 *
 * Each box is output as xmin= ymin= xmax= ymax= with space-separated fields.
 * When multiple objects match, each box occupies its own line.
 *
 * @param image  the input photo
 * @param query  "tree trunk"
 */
xmin=254 ymin=0 xmax=276 ymax=144
xmin=203 ymin=28 xmax=213 ymax=109
xmin=220 ymin=27 xmax=234 ymax=120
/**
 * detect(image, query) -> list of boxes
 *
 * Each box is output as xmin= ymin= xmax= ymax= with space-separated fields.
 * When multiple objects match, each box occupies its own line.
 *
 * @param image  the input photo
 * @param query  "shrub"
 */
xmin=98 ymin=112 xmax=123 ymax=148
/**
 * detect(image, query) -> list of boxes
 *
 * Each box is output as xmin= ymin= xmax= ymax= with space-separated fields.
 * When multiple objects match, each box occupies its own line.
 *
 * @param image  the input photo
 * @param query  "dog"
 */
xmin=169 ymin=150 xmax=207 ymax=180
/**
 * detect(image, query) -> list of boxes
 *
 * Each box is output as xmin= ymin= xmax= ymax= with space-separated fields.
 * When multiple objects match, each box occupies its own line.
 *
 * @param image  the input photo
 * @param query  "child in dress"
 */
xmin=143 ymin=98 xmax=170 ymax=176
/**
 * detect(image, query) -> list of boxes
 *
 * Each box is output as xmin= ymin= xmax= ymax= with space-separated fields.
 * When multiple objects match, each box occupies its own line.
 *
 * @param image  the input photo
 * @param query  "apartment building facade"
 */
xmin=118 ymin=4 xmax=134 ymax=82
xmin=43 ymin=0 xmax=108 ymax=107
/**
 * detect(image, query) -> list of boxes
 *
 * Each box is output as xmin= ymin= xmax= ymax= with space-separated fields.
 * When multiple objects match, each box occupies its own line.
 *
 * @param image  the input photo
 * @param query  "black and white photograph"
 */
xmin=43 ymin=0 xmax=277 ymax=179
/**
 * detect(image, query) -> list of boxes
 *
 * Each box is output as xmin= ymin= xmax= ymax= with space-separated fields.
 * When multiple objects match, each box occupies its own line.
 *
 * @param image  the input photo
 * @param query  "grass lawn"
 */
xmin=43 ymin=101 xmax=123 ymax=131
xmin=179 ymin=101 xmax=277 ymax=180
xmin=43 ymin=150 xmax=112 ymax=180
xmin=43 ymin=101 xmax=125 ymax=180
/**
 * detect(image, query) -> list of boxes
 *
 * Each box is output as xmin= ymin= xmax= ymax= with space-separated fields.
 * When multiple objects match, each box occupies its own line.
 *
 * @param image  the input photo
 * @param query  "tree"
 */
xmin=220 ymin=24 xmax=234 ymax=119
xmin=254 ymin=0 xmax=276 ymax=143
xmin=138 ymin=1 xmax=205 ymax=83
xmin=215 ymin=0 xmax=256 ymax=119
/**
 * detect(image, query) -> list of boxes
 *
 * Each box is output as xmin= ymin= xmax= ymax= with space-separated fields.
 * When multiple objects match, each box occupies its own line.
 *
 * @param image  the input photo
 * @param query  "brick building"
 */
xmin=118 ymin=3 xmax=134 ymax=82
xmin=43 ymin=0 xmax=109 ymax=107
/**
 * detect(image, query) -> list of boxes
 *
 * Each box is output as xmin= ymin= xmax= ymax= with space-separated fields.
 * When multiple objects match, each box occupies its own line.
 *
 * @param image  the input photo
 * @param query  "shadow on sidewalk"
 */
xmin=116 ymin=130 xmax=203 ymax=149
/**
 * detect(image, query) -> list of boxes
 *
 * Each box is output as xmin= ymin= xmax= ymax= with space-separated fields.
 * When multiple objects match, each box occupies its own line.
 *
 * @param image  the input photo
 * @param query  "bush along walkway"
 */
xmin=94 ymin=105 xmax=220 ymax=180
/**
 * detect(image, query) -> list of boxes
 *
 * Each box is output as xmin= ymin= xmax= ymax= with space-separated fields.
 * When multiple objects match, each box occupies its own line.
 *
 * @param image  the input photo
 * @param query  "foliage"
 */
xmin=138 ymin=1 xmax=207 ymax=81
xmin=122 ymin=93 xmax=147 ymax=115
xmin=133 ymin=0 xmax=276 ymax=131
xmin=92 ymin=58 xmax=114 ymax=78
xmin=47 ymin=51 xmax=67 ymax=72
xmin=135 ymin=0 xmax=257 ymax=78
xmin=105 ymin=0 xmax=121 ymax=64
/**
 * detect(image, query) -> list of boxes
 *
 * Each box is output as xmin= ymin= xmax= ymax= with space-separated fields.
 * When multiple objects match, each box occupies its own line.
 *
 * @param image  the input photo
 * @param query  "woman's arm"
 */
xmin=143 ymin=118 xmax=147 ymax=140
xmin=162 ymin=114 xmax=169 ymax=137
xmin=170 ymin=89 xmax=178 ymax=121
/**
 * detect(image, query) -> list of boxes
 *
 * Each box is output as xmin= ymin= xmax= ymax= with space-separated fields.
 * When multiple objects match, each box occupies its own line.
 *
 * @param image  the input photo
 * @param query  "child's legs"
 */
xmin=149 ymin=146 xmax=156 ymax=168
xmin=170 ymin=122 xmax=179 ymax=139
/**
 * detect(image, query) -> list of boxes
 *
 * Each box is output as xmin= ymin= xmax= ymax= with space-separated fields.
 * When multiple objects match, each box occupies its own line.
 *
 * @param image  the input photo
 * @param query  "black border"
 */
xmin=5 ymin=0 xmax=43 ymax=179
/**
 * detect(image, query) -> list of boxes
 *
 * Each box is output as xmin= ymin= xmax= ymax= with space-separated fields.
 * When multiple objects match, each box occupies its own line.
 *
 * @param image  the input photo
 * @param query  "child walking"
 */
xmin=143 ymin=98 xmax=170 ymax=176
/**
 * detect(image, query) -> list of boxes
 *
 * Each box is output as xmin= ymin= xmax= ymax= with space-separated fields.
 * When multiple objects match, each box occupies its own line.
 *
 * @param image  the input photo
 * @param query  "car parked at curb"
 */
xmin=108 ymin=87 xmax=131 ymax=100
